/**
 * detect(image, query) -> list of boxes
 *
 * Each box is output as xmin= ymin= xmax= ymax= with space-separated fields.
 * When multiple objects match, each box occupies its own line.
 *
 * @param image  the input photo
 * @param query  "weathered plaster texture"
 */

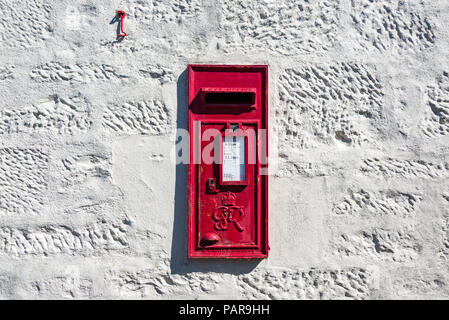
xmin=0 ymin=0 xmax=448 ymax=299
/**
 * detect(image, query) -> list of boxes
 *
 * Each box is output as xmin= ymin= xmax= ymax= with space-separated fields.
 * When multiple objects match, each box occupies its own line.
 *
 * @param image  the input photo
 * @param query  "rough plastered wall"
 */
xmin=0 ymin=0 xmax=448 ymax=300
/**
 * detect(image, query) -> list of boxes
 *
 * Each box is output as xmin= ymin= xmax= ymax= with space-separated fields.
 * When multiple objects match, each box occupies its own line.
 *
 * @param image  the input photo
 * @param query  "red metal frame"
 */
xmin=188 ymin=64 xmax=269 ymax=259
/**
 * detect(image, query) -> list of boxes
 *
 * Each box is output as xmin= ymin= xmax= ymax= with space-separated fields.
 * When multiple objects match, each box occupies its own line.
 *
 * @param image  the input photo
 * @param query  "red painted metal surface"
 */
xmin=188 ymin=65 xmax=269 ymax=259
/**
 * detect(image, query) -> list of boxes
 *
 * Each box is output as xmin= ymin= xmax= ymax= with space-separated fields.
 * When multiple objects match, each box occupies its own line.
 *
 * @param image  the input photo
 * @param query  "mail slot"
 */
xmin=201 ymin=88 xmax=256 ymax=109
xmin=188 ymin=65 xmax=269 ymax=259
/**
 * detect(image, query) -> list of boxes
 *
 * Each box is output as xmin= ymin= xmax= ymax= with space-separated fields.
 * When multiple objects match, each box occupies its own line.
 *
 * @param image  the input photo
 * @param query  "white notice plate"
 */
xmin=222 ymin=136 xmax=246 ymax=182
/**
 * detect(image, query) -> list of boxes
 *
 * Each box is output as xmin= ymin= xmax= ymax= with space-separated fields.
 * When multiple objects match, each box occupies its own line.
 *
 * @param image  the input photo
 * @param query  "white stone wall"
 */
xmin=0 ymin=0 xmax=448 ymax=299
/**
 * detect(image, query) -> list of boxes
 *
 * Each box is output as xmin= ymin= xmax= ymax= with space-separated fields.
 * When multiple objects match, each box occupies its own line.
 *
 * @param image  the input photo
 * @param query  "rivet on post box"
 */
xmin=188 ymin=65 xmax=269 ymax=259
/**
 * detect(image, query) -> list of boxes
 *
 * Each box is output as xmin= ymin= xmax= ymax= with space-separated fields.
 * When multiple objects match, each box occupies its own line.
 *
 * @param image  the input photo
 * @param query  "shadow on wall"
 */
xmin=170 ymin=68 xmax=262 ymax=275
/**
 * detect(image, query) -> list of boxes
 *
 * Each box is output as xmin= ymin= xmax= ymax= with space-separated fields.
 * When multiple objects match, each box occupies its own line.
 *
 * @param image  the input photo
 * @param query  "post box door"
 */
xmin=198 ymin=123 xmax=257 ymax=248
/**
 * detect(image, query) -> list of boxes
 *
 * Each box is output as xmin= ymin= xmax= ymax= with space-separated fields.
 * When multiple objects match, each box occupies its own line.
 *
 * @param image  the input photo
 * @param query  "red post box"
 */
xmin=188 ymin=65 xmax=269 ymax=258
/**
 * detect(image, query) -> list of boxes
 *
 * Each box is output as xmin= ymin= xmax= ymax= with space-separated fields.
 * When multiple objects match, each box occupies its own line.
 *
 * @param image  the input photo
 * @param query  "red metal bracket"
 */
xmin=116 ymin=10 xmax=127 ymax=38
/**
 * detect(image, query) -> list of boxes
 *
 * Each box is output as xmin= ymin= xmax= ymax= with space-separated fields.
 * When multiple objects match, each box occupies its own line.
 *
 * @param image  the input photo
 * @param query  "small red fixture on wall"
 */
xmin=188 ymin=64 xmax=269 ymax=259
xmin=116 ymin=10 xmax=127 ymax=38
